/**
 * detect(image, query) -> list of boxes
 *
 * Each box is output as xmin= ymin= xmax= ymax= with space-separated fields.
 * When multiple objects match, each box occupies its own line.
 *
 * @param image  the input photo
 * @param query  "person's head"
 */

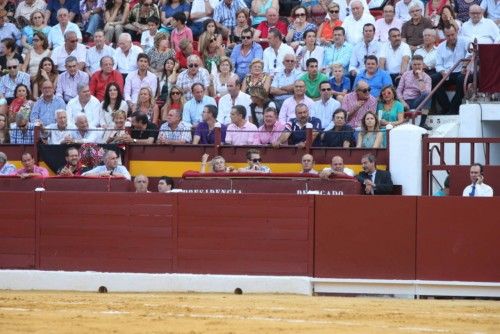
xmin=227 ymin=77 xmax=241 ymax=97
xmin=469 ymin=4 xmax=483 ymax=24
xmin=249 ymin=87 xmax=269 ymax=107
xmin=333 ymin=108 xmax=347 ymax=128
xmin=104 ymin=82 xmax=123 ymax=104
xmin=268 ymin=28 xmax=283 ymax=48
xmin=6 ymin=58 xmax=19 ymax=77
xmin=0 ymin=114 xmax=7 ymax=131
xmin=1 ymin=38 xmax=15 ymax=56
xmin=32 ymin=30 xmax=49 ymax=50
xmin=266 ymin=7 xmax=279 ymax=25
xmin=64 ymin=31 xmax=78 ymax=50
xmin=301 ymin=154 xmax=315 ymax=172
xmin=15 ymin=112 xmax=29 ymax=129
xmin=163 ymin=57 xmax=177 ymax=76
xmin=409 ymin=3 xmax=423 ymax=20
xmin=331 ymin=63 xmax=344 ymax=78
xmin=293 ymin=79 xmax=306 ymax=97
xmin=291 ymin=5 xmax=308 ymax=23
xmin=100 ymin=56 xmax=114 ymax=74
xmin=304 ymin=29 xmax=317 ymax=46
xmin=355 ymin=80 xmax=371 ymax=100
xmin=187 ymin=55 xmax=201 ymax=75
xmin=263 ymin=107 xmax=278 ymax=127
xmin=30 ymin=10 xmax=45 ymax=27
xmin=153 ymin=31 xmax=169 ymax=51
xmin=469 ymin=163 xmax=484 ymax=183
xmin=444 ymin=25 xmax=457 ymax=44
xmin=246 ymin=149 xmax=262 ymax=167
xmin=112 ymin=110 xmax=127 ymax=128
xmin=75 ymin=114 xmax=89 ymax=131
xmin=57 ymin=8 xmax=69 ymax=25
xmin=202 ymin=104 xmax=218 ymax=122
xmin=327 ymin=2 xmax=340 ymax=19
xmin=211 ymin=155 xmax=227 ymax=172
xmin=439 ymin=5 xmax=455 ymax=23
xmin=237 ymin=8 xmax=250 ymax=26
xmin=93 ymin=30 xmax=106 ymax=47
xmin=203 ymin=19 xmax=218 ymax=34
xmin=191 ymin=82 xmax=205 ymax=101
xmin=38 ymin=57 xmax=55 ymax=76
xmin=77 ymin=84 xmax=91 ymax=103
xmin=319 ymin=81 xmax=332 ymax=100
xmin=41 ymin=80 xmax=55 ymax=98
xmin=141 ymin=0 xmax=154 ymax=9
xmin=411 ymin=54 xmax=424 ymax=72
xmin=103 ymin=150 xmax=119 ymax=169
xmin=333 ymin=26 xmax=345 ymax=45
xmin=65 ymin=56 xmax=78 ymax=76
xmin=15 ymin=84 xmax=31 ymax=100
xmin=168 ymin=85 xmax=183 ymax=102
xmin=132 ymin=112 xmax=149 ymax=130
xmin=65 ymin=146 xmax=80 ymax=167
xmin=283 ymin=53 xmax=296 ymax=71
xmin=134 ymin=174 xmax=149 ymax=193
xmin=230 ymin=105 xmax=246 ymax=124
xmin=361 ymin=111 xmax=379 ymax=131
xmin=361 ymin=153 xmax=376 ymax=173
xmin=21 ymin=152 xmax=35 ymax=169
xmin=241 ymin=28 xmax=253 ymax=46
xmin=0 ymin=151 xmax=8 ymax=169
xmin=388 ymin=28 xmax=401 ymax=48
xmin=137 ymin=53 xmax=150 ymax=71
xmin=379 ymin=85 xmax=397 ymax=103
xmin=306 ymin=58 xmax=319 ymax=76
xmin=364 ymin=55 xmax=378 ymax=74
xmin=158 ymin=176 xmax=174 ymax=192
xmin=383 ymin=5 xmax=395 ymax=21
xmin=295 ymin=103 xmax=309 ymax=123
xmin=166 ymin=108 xmax=182 ymax=126
xmin=55 ymin=109 xmax=68 ymax=128
xmin=331 ymin=155 xmax=345 ymax=172
xmin=422 ymin=28 xmax=436 ymax=46
xmin=138 ymin=87 xmax=154 ymax=106
xmin=117 ymin=33 xmax=132 ymax=52
xmin=351 ymin=0 xmax=364 ymax=20
xmin=363 ymin=23 xmax=375 ymax=42
xmin=217 ymin=56 xmax=233 ymax=74
xmin=171 ymin=12 xmax=186 ymax=28
xmin=179 ymin=38 xmax=193 ymax=55
xmin=250 ymin=59 xmax=264 ymax=75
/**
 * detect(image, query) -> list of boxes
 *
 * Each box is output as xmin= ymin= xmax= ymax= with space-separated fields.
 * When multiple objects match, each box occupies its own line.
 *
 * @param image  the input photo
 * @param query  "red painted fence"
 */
xmin=0 ymin=192 xmax=499 ymax=282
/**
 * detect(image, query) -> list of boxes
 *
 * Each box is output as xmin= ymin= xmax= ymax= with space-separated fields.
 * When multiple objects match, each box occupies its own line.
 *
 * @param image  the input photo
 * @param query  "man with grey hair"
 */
xmin=42 ymin=109 xmax=76 ymax=144
xmin=157 ymin=109 xmax=192 ymax=144
xmin=0 ymin=58 xmax=30 ymax=103
xmin=134 ymin=174 xmax=150 ymax=193
xmin=270 ymin=53 xmax=302 ymax=111
xmin=47 ymin=8 xmax=82 ymax=48
xmin=86 ymin=30 xmax=116 ymax=75
xmin=89 ymin=56 xmax=124 ymax=101
xmin=64 ymin=113 xmax=103 ymax=143
xmin=414 ymin=28 xmax=437 ymax=75
xmin=10 ymin=112 xmax=35 ymax=144
xmin=82 ymin=149 xmax=131 ymax=180
xmin=56 ymin=56 xmax=90 ymax=103
xmin=176 ymin=54 xmax=210 ymax=101
xmin=357 ymin=153 xmax=393 ymax=195
xmin=460 ymin=4 xmax=500 ymax=44
xmin=395 ymin=0 xmax=424 ymax=23
xmin=51 ymin=31 xmax=87 ymax=72
xmin=66 ymin=84 xmax=101 ymax=128
xmin=114 ymin=32 xmax=143 ymax=77
xmin=31 ymin=80 xmax=66 ymax=126
xmin=0 ymin=151 xmax=16 ymax=175
xmin=342 ymin=0 xmax=375 ymax=44
xmin=401 ymin=3 xmax=433 ymax=51
xmin=277 ymin=103 xmax=321 ymax=147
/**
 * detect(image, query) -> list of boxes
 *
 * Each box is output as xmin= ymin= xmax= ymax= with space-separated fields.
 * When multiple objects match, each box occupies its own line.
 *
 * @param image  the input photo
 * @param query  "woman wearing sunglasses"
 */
xmin=238 ymin=149 xmax=271 ymax=173
xmin=160 ymin=85 xmax=185 ymax=123
xmin=285 ymin=5 xmax=317 ymax=49
xmin=317 ymin=2 xmax=342 ymax=45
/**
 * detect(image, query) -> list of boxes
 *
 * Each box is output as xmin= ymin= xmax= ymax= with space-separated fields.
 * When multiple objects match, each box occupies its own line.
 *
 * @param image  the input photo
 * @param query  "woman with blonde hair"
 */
xmin=209 ymin=56 xmax=238 ymax=98
xmin=200 ymin=33 xmax=225 ymax=74
xmin=200 ymin=153 xmax=234 ymax=173
xmin=317 ymin=2 xmax=342 ymax=45
xmin=20 ymin=10 xmax=50 ymax=49
xmin=106 ymin=110 xmax=130 ymax=144
xmin=241 ymin=59 xmax=271 ymax=95
xmin=160 ymin=84 xmax=184 ymax=123
xmin=136 ymin=87 xmax=160 ymax=125
xmin=147 ymin=32 xmax=176 ymax=75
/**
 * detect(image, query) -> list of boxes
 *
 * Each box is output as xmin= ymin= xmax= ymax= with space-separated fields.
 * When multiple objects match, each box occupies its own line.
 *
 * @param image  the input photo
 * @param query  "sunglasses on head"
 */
xmin=188 ymin=63 xmax=199 ymax=68
xmin=251 ymin=158 xmax=262 ymax=163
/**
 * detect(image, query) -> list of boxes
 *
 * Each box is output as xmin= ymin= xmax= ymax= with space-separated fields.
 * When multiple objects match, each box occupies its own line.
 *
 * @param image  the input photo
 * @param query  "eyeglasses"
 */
xmin=171 ymin=91 xmax=181 ymax=95
xmin=329 ymin=10 xmax=339 ymax=13
xmin=357 ymin=88 xmax=371 ymax=93
xmin=188 ymin=63 xmax=199 ymax=68
xmin=241 ymin=35 xmax=252 ymax=40
xmin=7 ymin=65 xmax=17 ymax=69
xmin=251 ymin=158 xmax=262 ymax=163
xmin=295 ymin=13 xmax=306 ymax=17
xmin=321 ymin=88 xmax=332 ymax=91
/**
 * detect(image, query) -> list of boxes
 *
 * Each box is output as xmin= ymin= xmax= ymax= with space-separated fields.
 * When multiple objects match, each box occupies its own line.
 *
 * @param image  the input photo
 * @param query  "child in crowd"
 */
xmin=328 ymin=63 xmax=350 ymax=102
xmin=170 ymin=12 xmax=193 ymax=54
xmin=141 ymin=17 xmax=160 ymax=53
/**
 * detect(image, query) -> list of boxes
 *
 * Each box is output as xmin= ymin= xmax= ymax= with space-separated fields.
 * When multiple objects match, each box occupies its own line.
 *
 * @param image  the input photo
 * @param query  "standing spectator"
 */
xmin=157 ymin=109 xmax=192 ymax=144
xmin=66 ymin=84 xmax=101 ymax=128
xmin=462 ymin=163 xmax=494 ymax=197
xmin=51 ymin=31 xmax=87 ymax=72
xmin=285 ymin=5 xmax=316 ymax=49
xmin=341 ymin=80 xmax=377 ymax=129
xmin=182 ymin=83 xmax=216 ymax=126
xmin=0 ymin=152 xmax=16 ymax=175
xmin=114 ymin=33 xmax=144 ymax=77
xmin=263 ymin=28 xmax=294 ymax=77
xmin=86 ymin=30 xmax=116 ymax=75
xmin=357 ymin=153 xmax=393 ymax=195
xmin=32 ymin=57 xmax=59 ymax=100
xmin=90 ymin=56 xmax=124 ymax=102
xmin=147 ymin=32 xmax=175 ymax=76
xmin=317 ymin=2 xmax=343 ymax=46
xmin=322 ymin=26 xmax=352 ymax=75
xmin=353 ymin=55 xmax=392 ymax=98
xmin=296 ymin=29 xmax=324 ymax=72
xmin=321 ymin=109 xmax=355 ymax=148
xmin=31 ymin=80 xmax=66 ymax=126
xmin=46 ymin=0 xmax=79 ymax=26
xmin=16 ymin=152 xmax=49 ymax=177
xmin=123 ymin=53 xmax=158 ymax=111
xmin=241 ymin=59 xmax=272 ymax=95
xmin=270 ymin=54 xmax=302 ymax=111
xmin=374 ymin=5 xmax=402 ymax=43
xmin=460 ymin=4 xmax=500 ymax=44
xmin=311 ymin=80 xmax=341 ymax=129
xmin=401 ymin=3 xmax=434 ymax=52
xmin=0 ymin=59 xmax=31 ymax=104
xmin=395 ymin=0 xmax=424 ymax=23
xmin=277 ymin=103 xmax=321 ymax=147
xmin=170 ymin=12 xmax=193 ymax=54
xmin=176 ymin=39 xmax=199 ymax=70
xmin=56 ymin=56 xmax=90 ymax=103
xmin=135 ymin=87 xmax=159 ymax=124
xmin=47 ymin=8 xmax=82 ymax=49
xmin=342 ymin=1 xmax=375 ymax=45
xmin=80 ymin=0 xmax=105 ymax=39
xmin=104 ymin=0 xmax=130 ymax=44
xmin=414 ymin=29 xmax=438 ymax=75
xmin=213 ymin=0 xmax=248 ymax=36
xmin=218 ymin=77 xmax=251 ymax=125
xmin=0 ymin=38 xmax=23 ymax=71
xmin=225 ymin=105 xmax=258 ymax=145
xmin=23 ymin=32 xmax=51 ymax=79
xmin=279 ymin=79 xmax=314 ymax=123
xmin=252 ymin=106 xmax=284 ymax=146
xmin=319 ymin=155 xmax=355 ymax=178
xmin=161 ymin=0 xmax=190 ymax=31
xmin=100 ymin=82 xmax=128 ymax=129
xmin=349 ymin=23 xmax=380 ymax=80
xmin=254 ymin=8 xmax=287 ymax=49
xmin=192 ymin=104 xmax=227 ymax=144
xmin=480 ymin=0 xmax=500 ymax=25
xmin=377 ymin=85 xmax=405 ymax=128
xmin=10 ymin=113 xmax=35 ymax=144
xmin=356 ymin=111 xmax=384 ymax=148
xmin=188 ymin=0 xmax=219 ymax=38
xmin=378 ymin=28 xmax=411 ymax=86
xmin=299 ymin=58 xmax=328 ymax=100
xmin=176 ymin=55 xmax=210 ymax=101
xmin=15 ymin=0 xmax=47 ymax=27
xmin=125 ymin=0 xmax=160 ymax=39
xmin=230 ymin=28 xmax=263 ymax=80
xmin=20 ymin=10 xmax=50 ymax=50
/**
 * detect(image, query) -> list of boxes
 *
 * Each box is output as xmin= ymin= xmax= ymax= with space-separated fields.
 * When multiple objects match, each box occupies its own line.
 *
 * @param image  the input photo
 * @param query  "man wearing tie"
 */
xmin=463 ymin=164 xmax=494 ymax=197
xmin=357 ymin=153 xmax=393 ymax=195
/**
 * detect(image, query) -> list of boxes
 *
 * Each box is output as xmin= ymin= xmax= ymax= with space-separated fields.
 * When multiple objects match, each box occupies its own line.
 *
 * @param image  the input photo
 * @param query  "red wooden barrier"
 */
xmin=417 ymin=197 xmax=500 ymax=282
xmin=314 ymin=196 xmax=417 ymax=279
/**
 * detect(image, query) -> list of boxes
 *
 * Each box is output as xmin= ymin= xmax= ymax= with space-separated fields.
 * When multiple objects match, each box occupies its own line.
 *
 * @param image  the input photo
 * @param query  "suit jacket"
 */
xmin=357 ymin=169 xmax=394 ymax=195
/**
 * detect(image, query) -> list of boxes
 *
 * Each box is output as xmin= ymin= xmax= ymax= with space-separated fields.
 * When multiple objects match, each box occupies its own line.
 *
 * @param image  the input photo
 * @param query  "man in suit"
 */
xmin=357 ymin=153 xmax=393 ymax=195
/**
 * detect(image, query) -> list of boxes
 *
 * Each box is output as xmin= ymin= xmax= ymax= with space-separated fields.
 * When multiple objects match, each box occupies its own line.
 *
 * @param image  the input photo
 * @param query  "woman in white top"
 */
xmin=210 ymin=56 xmax=238 ymax=98
xmin=23 ymin=31 xmax=51 ymax=79
xmin=295 ymin=29 xmax=324 ymax=71
xmin=100 ymin=82 xmax=129 ymax=129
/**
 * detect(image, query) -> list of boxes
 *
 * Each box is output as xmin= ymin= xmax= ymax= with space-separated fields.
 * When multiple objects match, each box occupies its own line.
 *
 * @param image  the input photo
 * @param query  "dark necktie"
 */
xmin=469 ymin=184 xmax=476 ymax=197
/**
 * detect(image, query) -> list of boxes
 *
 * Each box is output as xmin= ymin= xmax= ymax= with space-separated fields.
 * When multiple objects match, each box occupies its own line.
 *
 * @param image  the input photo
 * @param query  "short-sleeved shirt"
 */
xmin=401 ymin=17 xmax=434 ymax=47
xmin=300 ymin=72 xmax=329 ymax=100
xmin=194 ymin=122 xmax=227 ymax=144
xmin=285 ymin=117 xmax=322 ymax=146
xmin=378 ymin=42 xmax=412 ymax=74
xmin=377 ymin=100 xmax=404 ymax=123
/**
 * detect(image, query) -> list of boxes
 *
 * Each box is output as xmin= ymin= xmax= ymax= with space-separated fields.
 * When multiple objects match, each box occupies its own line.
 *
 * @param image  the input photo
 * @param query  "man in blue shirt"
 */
xmin=30 ymin=80 xmax=66 ymax=126
xmin=353 ymin=55 xmax=392 ymax=98
xmin=230 ymin=28 xmax=263 ymax=80
xmin=182 ymin=83 xmax=216 ymax=127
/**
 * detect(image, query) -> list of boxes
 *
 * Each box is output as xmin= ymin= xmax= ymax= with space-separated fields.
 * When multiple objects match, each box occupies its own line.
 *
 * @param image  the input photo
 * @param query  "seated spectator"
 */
xmin=348 ymin=23 xmax=380 ymax=80
xmin=342 ymin=1 xmax=375 ymax=45
xmin=21 ymin=10 xmax=50 ymax=51
xmin=311 ymin=81 xmax=341 ymax=129
xmin=322 ymin=27 xmax=351 ymax=75
xmin=227 ymin=9 xmax=252 ymax=50
xmin=80 ymin=0 xmax=104 ymax=38
xmin=114 ymin=33 xmax=144 ymax=76
xmin=254 ymin=8 xmax=287 ymax=49
xmin=238 ymin=148 xmax=271 ymax=173
xmin=252 ymin=106 xmax=284 ymax=146
xmin=32 ymin=57 xmax=59 ymax=100
xmin=160 ymin=0 xmax=190 ymax=31
xmin=341 ymin=80 xmax=376 ymax=129
xmin=188 ymin=0 xmax=220 ymax=39
xmin=176 ymin=39 xmax=200 ymax=70
xmin=51 ymin=31 xmax=87 ymax=72
xmin=133 ymin=174 xmax=149 ymax=193
xmin=200 ymin=32 xmax=226 ymax=74
xmin=0 ymin=9 xmax=21 ymax=48
xmin=176 ymin=55 xmax=210 ymax=101
xmin=157 ymin=109 xmax=192 ymax=144
xmin=10 ymin=113 xmax=35 ymax=144
xmin=197 ymin=19 xmax=224 ymax=53
xmin=462 ymin=163 xmax=494 ymax=197
xmin=200 ymin=153 xmax=235 ymax=173
xmin=0 ymin=38 xmax=24 ymax=72
xmin=414 ymin=28 xmax=437 ymax=75
xmin=317 ymin=2 xmax=342 ymax=46
xmin=64 ymin=113 xmax=103 ymax=143
xmin=56 ymin=56 xmax=90 ymax=103
xmin=397 ymin=54 xmax=432 ymax=130
xmin=425 ymin=0 xmax=448 ymax=27
xmin=86 ymin=30 xmax=116 ymax=75
xmin=141 ymin=16 xmax=160 ymax=53
xmin=395 ymin=0 xmax=424 ymax=23
xmin=22 ymin=32 xmax=51 ymax=79
xmin=401 ymin=3 xmax=433 ymax=52
xmin=170 ymin=12 xmax=193 ymax=54
xmin=377 ymin=85 xmax=404 ymax=129
xmin=182 ymin=83 xmax=216 ymax=127
xmin=135 ymin=87 xmax=159 ymax=125
xmin=319 ymin=155 xmax=355 ymax=178
xmin=328 ymin=64 xmax=350 ymax=102
xmin=147 ymin=32 xmax=176 ymax=76
xmin=104 ymin=109 xmax=129 ymax=144
xmin=160 ymin=84 xmax=185 ymax=123
xmin=82 ymin=149 xmax=131 ymax=180
xmin=225 ymin=105 xmax=258 ymax=145
xmin=357 ymin=153 xmax=393 ymax=195
xmin=0 ymin=151 xmax=15 ymax=175
xmin=436 ymin=5 xmax=462 ymax=40
xmin=0 ymin=59 xmax=31 ymax=104
xmin=42 ymin=109 xmax=75 ymax=145
xmin=374 ymin=5 xmax=402 ymax=43
xmin=48 ymin=8 xmax=82 ymax=49
xmin=104 ymin=0 xmax=130 ymax=44
xmin=285 ymin=5 xmax=316 ymax=49
xmin=193 ymin=104 xmax=227 ymax=144
xmin=124 ymin=53 xmax=158 ymax=111
xmin=248 ymin=87 xmax=275 ymax=127
xmin=46 ymin=0 xmax=79 ymax=26
xmin=279 ymin=79 xmax=314 ymax=123
xmin=124 ymin=0 xmax=160 ymax=39
xmin=130 ymin=111 xmax=158 ymax=144
xmin=277 ymin=103 xmax=321 ymax=147
xmin=241 ymin=59 xmax=271 ymax=95
xmin=270 ymin=54 xmax=302 ymax=111
xmin=157 ymin=176 xmax=175 ymax=192
xmin=100 ymin=83 xmax=128 ymax=129
xmin=250 ymin=0 xmax=276 ymax=28
xmin=16 ymin=152 xmax=49 ymax=178
xmin=300 ymin=153 xmax=318 ymax=174
xmin=15 ymin=0 xmax=47 ymax=28
xmin=31 ymin=80 xmax=66 ymax=126
xmin=353 ymin=56 xmax=392 ymax=99
xmin=322 ymin=108 xmax=354 ymax=147
xmin=90 ymin=57 xmax=124 ymax=102
xmin=158 ymin=58 xmax=180 ymax=103
xmin=230 ymin=28 xmax=263 ymax=80
xmin=262 ymin=28 xmax=294 ymax=77
xmin=210 ymin=57 xmax=239 ymax=98
xmin=66 ymin=84 xmax=101 ymax=128
xmin=460 ymin=5 xmax=500 ymax=44
xmin=378 ymin=28 xmax=411 ymax=86
xmin=0 ymin=113 xmax=9 ymax=144
xmin=9 ymin=84 xmax=33 ymax=122
xmin=217 ymin=77 xmax=251 ymax=125
xmin=481 ymin=0 xmax=500 ymax=25
xmin=296 ymin=29 xmax=324 ymax=72
xmin=57 ymin=146 xmax=89 ymax=176
xmin=356 ymin=111 xmax=384 ymax=148
xmin=299 ymin=58 xmax=328 ymax=100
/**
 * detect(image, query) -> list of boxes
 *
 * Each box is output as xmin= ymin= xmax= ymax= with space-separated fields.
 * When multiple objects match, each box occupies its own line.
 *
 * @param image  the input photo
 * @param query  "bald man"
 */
xmin=319 ymin=156 xmax=355 ymax=179
xmin=300 ymin=154 xmax=318 ymax=174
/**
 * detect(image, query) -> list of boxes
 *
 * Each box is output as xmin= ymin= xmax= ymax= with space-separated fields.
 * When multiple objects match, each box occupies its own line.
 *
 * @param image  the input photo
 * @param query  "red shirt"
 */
xmin=89 ymin=70 xmax=125 ymax=101
xmin=176 ymin=50 xmax=201 ymax=70
xmin=256 ymin=20 xmax=288 ymax=49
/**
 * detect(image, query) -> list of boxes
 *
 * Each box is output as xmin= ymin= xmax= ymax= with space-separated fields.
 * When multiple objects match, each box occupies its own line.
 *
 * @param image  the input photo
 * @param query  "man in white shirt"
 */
xmin=263 ymin=28 xmax=294 ymax=77
xmin=374 ymin=5 xmax=402 ymax=42
xmin=342 ymin=0 xmax=375 ymax=45
xmin=82 ymin=150 xmax=131 ymax=180
xmin=86 ymin=30 xmax=116 ymax=74
xmin=349 ymin=23 xmax=380 ymax=79
xmin=311 ymin=81 xmax=341 ymax=129
xmin=460 ymin=5 xmax=500 ymax=44
xmin=42 ymin=109 xmax=76 ymax=144
xmin=414 ymin=28 xmax=438 ymax=75
xmin=15 ymin=0 xmax=46 ymax=24
xmin=66 ymin=84 xmax=101 ymax=128
xmin=270 ymin=54 xmax=302 ymax=111
xmin=48 ymin=8 xmax=82 ymax=49
xmin=65 ymin=113 xmax=103 ymax=144
xmin=463 ymin=163 xmax=494 ymax=197
xmin=123 ymin=53 xmax=158 ymax=110
xmin=480 ymin=0 xmax=500 ymax=25
xmin=379 ymin=27 xmax=411 ymax=86
xmin=114 ymin=33 xmax=143 ymax=76
xmin=217 ymin=76 xmax=251 ymax=125
xmin=51 ymin=31 xmax=87 ymax=72
xmin=319 ymin=155 xmax=355 ymax=179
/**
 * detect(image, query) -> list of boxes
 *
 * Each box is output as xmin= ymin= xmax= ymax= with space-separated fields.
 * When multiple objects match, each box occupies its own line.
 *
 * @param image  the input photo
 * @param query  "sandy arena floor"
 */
xmin=0 ymin=291 xmax=499 ymax=333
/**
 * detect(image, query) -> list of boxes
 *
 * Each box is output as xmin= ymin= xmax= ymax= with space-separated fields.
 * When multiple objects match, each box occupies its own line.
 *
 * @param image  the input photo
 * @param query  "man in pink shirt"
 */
xmin=16 ymin=152 xmax=49 ymax=178
xmin=170 ymin=12 xmax=193 ymax=54
xmin=278 ymin=80 xmax=314 ymax=124
xmin=374 ymin=5 xmax=402 ymax=42
xmin=341 ymin=80 xmax=377 ymax=129
xmin=225 ymin=105 xmax=258 ymax=145
xmin=252 ymin=107 xmax=285 ymax=146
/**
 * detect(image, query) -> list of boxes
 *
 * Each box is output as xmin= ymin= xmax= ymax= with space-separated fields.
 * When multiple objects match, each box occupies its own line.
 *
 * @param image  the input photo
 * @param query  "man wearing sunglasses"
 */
xmin=51 ymin=31 xmax=87 ymax=72
xmin=238 ymin=149 xmax=271 ymax=173
xmin=311 ymin=81 xmax=340 ymax=129
xmin=0 ymin=59 xmax=30 ymax=104
xmin=230 ymin=28 xmax=263 ymax=80
xmin=176 ymin=55 xmax=210 ymax=101
xmin=341 ymin=80 xmax=376 ymax=129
